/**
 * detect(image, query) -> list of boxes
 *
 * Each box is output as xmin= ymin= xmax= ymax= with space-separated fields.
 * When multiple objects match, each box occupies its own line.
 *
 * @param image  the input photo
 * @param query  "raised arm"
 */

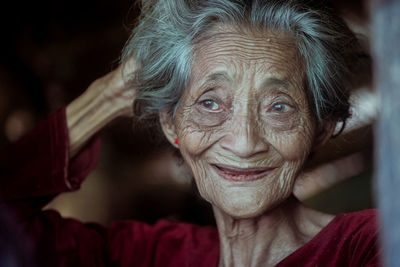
xmin=67 ymin=60 xmax=138 ymax=158
xmin=0 ymin=59 xmax=139 ymax=219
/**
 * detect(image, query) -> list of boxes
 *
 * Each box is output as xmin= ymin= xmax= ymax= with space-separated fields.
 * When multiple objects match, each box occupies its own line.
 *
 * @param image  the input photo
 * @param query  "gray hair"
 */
xmin=121 ymin=0 xmax=360 ymax=125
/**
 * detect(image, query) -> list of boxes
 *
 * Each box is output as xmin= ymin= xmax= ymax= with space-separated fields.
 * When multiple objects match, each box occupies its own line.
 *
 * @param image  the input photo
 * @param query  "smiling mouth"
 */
xmin=211 ymin=164 xmax=276 ymax=182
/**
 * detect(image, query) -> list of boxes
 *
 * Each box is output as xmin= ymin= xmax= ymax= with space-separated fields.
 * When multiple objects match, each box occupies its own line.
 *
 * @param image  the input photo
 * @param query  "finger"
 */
xmin=121 ymin=56 xmax=140 ymax=79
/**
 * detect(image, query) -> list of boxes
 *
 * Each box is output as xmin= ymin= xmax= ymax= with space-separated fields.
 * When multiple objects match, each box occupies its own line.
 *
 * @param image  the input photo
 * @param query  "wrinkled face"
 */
xmin=170 ymin=26 xmax=317 ymax=218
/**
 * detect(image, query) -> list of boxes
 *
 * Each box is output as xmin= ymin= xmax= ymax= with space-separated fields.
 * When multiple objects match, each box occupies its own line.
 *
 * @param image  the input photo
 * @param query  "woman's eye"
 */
xmin=201 ymin=99 xmax=221 ymax=111
xmin=270 ymin=103 xmax=291 ymax=113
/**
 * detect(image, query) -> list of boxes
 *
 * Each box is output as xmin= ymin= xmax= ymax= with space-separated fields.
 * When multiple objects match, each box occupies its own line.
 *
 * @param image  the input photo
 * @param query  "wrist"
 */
xmin=66 ymin=85 xmax=122 ymax=158
xmin=66 ymin=65 xmax=136 ymax=158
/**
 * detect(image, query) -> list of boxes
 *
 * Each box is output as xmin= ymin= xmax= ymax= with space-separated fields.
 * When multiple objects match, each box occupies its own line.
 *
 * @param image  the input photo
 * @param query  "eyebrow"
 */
xmin=261 ymin=77 xmax=290 ymax=89
xmin=200 ymin=71 xmax=232 ymax=88
xmin=198 ymin=73 xmax=291 ymax=93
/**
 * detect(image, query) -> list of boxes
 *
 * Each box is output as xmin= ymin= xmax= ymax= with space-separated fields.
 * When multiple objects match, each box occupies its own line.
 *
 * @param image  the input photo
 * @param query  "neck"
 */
xmin=213 ymin=196 xmax=333 ymax=267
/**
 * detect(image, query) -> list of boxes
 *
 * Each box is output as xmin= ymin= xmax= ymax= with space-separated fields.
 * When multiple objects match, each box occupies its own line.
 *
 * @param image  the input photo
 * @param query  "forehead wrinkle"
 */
xmin=194 ymin=29 xmax=298 ymax=62
xmin=199 ymin=45 xmax=297 ymax=66
xmin=188 ymin=25 xmax=308 ymax=112
xmin=193 ymin=48 xmax=302 ymax=88
xmin=196 ymin=30 xmax=296 ymax=51
xmin=191 ymin=23 xmax=303 ymax=83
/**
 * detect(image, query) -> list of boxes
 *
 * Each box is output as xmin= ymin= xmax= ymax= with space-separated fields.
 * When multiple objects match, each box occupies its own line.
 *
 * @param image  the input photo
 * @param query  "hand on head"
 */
xmin=66 ymin=56 xmax=139 ymax=158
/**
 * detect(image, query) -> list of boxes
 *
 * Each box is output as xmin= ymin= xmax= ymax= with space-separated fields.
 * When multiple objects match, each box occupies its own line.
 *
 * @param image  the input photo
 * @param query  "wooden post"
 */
xmin=372 ymin=0 xmax=400 ymax=266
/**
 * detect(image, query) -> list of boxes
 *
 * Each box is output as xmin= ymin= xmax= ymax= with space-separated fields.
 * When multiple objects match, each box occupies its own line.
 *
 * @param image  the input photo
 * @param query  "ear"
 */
xmin=312 ymin=120 xmax=337 ymax=151
xmin=159 ymin=111 xmax=179 ymax=148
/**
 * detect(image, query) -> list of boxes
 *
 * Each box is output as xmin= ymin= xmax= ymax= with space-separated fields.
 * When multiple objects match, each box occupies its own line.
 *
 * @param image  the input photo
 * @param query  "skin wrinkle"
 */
xmin=195 ymin=33 xmax=299 ymax=66
xmin=162 ymin=25 xmax=332 ymax=266
xmin=176 ymin=28 xmax=315 ymax=214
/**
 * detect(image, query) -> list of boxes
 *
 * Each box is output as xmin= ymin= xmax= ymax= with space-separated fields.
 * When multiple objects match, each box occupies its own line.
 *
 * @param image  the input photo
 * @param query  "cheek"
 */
xmin=176 ymin=135 xmax=216 ymax=203
xmin=265 ymin=120 xmax=315 ymax=162
xmin=175 ymin=108 xmax=226 ymax=156
xmin=278 ymin=132 xmax=312 ymax=159
xmin=271 ymin=127 xmax=315 ymax=191
xmin=174 ymin=111 xmax=230 ymax=204
xmin=260 ymin=106 xmax=302 ymax=132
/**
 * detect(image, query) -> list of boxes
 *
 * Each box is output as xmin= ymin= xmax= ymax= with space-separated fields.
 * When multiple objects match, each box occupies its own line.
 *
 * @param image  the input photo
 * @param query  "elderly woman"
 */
xmin=0 ymin=0 xmax=379 ymax=266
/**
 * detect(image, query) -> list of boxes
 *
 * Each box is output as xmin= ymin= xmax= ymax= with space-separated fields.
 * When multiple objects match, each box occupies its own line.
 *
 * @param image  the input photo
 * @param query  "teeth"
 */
xmin=213 ymin=164 xmax=274 ymax=182
xmin=217 ymin=166 xmax=265 ymax=175
xmin=223 ymin=169 xmax=241 ymax=175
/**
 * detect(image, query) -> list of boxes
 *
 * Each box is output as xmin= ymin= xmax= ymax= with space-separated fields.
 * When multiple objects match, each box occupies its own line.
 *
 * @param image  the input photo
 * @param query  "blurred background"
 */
xmin=0 ymin=0 xmax=374 ymax=227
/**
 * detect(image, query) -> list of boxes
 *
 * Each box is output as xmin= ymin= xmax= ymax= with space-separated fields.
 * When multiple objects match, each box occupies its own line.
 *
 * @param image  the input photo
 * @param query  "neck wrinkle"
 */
xmin=214 ymin=196 xmax=315 ymax=267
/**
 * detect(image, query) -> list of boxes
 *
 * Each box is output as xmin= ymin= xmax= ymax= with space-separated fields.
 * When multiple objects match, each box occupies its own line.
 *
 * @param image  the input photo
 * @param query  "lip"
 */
xmin=211 ymin=164 xmax=276 ymax=182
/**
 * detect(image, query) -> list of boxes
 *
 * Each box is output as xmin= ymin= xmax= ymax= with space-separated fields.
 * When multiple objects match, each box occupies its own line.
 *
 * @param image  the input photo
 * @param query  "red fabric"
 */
xmin=277 ymin=210 xmax=380 ymax=267
xmin=0 ymin=108 xmax=381 ymax=266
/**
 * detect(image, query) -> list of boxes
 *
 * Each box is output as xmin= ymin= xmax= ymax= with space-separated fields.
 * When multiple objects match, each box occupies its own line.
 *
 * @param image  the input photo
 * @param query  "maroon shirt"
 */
xmin=0 ymin=109 xmax=381 ymax=266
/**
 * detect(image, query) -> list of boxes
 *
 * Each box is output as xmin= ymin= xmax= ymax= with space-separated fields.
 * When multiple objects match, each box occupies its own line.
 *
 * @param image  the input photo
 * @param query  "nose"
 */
xmin=220 ymin=110 xmax=269 ymax=158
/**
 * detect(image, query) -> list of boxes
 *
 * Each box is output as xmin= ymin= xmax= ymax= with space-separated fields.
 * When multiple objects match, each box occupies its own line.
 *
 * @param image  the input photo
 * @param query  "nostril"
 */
xmin=220 ymin=130 xmax=269 ymax=158
xmin=219 ymin=112 xmax=269 ymax=157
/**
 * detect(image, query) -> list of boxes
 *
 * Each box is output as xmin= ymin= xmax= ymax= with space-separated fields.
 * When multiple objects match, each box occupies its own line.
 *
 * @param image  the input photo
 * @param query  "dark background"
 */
xmin=0 ymin=0 xmax=373 ymax=226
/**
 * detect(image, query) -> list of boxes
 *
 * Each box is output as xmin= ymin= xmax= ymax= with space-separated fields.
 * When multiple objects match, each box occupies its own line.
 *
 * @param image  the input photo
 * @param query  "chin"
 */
xmin=215 ymin=190 xmax=293 ymax=219
xmin=224 ymin=207 xmax=265 ymax=219
xmin=217 ymin=196 xmax=276 ymax=219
